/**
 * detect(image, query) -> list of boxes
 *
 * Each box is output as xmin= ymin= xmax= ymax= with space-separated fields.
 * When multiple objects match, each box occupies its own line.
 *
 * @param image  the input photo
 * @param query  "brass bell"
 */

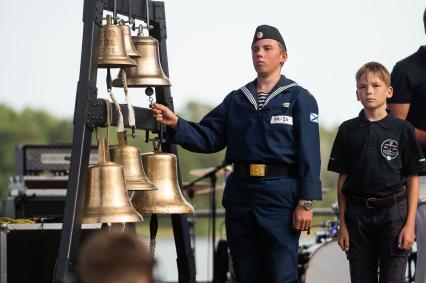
xmin=132 ymin=152 xmax=195 ymax=214
xmin=98 ymin=15 xmax=137 ymax=68
xmin=82 ymin=138 xmax=142 ymax=223
xmin=109 ymin=131 xmax=158 ymax=191
xmin=112 ymin=35 xmax=171 ymax=87
xmin=119 ymin=24 xmax=141 ymax=58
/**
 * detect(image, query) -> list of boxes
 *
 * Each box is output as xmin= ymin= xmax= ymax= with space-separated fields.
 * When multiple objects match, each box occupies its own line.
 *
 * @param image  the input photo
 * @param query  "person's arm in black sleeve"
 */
xmin=400 ymin=124 xmax=426 ymax=175
xmin=327 ymin=125 xmax=349 ymax=174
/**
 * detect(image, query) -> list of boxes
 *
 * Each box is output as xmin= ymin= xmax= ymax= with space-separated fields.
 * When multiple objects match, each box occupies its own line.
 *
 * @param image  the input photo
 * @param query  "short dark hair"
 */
xmin=355 ymin=62 xmax=391 ymax=87
xmin=423 ymin=7 xmax=426 ymax=30
xmin=78 ymin=231 xmax=154 ymax=283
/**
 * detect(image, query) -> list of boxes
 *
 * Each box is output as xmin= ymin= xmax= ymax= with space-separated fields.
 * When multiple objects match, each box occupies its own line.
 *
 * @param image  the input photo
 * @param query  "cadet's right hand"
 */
xmin=150 ymin=103 xmax=179 ymax=129
xmin=338 ymin=223 xmax=350 ymax=251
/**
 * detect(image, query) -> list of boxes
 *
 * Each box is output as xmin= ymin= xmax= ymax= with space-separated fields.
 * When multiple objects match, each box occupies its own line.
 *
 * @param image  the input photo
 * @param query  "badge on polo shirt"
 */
xmin=381 ymin=139 xmax=398 ymax=160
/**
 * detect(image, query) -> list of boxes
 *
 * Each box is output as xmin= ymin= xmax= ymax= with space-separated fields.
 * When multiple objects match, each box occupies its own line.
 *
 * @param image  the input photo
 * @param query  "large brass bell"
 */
xmin=112 ymin=35 xmax=171 ymax=87
xmin=98 ymin=15 xmax=137 ymax=68
xmin=132 ymin=152 xmax=194 ymax=214
xmin=82 ymin=138 xmax=142 ymax=223
xmin=109 ymin=131 xmax=158 ymax=191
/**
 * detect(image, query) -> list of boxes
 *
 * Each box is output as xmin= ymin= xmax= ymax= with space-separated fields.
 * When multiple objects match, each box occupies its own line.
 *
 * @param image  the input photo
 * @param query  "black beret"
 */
xmin=252 ymin=25 xmax=286 ymax=51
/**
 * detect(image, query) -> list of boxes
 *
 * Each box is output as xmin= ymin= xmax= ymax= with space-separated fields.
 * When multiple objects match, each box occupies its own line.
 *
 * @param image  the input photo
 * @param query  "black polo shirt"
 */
xmin=328 ymin=110 xmax=426 ymax=198
xmin=388 ymin=46 xmax=426 ymax=154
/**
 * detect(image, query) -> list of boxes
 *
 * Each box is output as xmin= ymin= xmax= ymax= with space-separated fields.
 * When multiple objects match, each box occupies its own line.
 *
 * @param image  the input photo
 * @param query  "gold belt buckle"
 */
xmin=249 ymin=164 xmax=266 ymax=176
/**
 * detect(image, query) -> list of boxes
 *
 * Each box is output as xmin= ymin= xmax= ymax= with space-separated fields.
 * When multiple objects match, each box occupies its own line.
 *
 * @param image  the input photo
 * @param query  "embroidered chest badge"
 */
xmin=282 ymin=102 xmax=290 ymax=108
xmin=310 ymin=113 xmax=319 ymax=123
xmin=270 ymin=115 xmax=293 ymax=125
xmin=381 ymin=139 xmax=399 ymax=160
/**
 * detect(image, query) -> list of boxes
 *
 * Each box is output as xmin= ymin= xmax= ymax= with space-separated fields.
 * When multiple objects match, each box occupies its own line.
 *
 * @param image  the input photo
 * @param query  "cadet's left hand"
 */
xmin=292 ymin=206 xmax=313 ymax=232
xmin=398 ymin=224 xmax=415 ymax=250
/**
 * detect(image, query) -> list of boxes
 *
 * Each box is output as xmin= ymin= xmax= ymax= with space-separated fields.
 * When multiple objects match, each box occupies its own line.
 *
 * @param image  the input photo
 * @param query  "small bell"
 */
xmin=98 ymin=15 xmax=137 ymax=68
xmin=119 ymin=24 xmax=141 ymax=58
xmin=109 ymin=131 xmax=158 ymax=191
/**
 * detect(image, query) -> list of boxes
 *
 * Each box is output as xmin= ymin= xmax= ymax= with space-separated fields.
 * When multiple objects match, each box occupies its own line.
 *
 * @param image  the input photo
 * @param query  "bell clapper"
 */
xmin=145 ymin=87 xmax=154 ymax=97
xmin=145 ymin=130 xmax=150 ymax=143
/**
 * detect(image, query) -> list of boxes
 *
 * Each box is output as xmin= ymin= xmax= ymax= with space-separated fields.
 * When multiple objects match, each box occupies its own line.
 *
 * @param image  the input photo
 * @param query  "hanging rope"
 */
xmin=121 ymin=69 xmax=136 ymax=129
xmin=109 ymin=89 xmax=125 ymax=133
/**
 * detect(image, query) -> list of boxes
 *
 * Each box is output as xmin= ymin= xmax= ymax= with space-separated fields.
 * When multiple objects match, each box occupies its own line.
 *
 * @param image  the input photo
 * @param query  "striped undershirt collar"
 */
xmin=240 ymin=82 xmax=298 ymax=110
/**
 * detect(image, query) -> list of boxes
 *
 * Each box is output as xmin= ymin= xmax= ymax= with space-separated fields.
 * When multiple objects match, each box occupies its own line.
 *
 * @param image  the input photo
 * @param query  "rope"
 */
xmin=0 ymin=217 xmax=35 ymax=224
xmin=150 ymin=238 xmax=156 ymax=258
xmin=121 ymin=69 xmax=136 ymax=128
xmin=109 ymin=89 xmax=125 ymax=132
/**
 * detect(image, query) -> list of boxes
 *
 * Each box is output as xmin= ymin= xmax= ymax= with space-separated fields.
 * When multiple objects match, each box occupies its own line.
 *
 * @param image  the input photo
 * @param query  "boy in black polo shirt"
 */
xmin=328 ymin=62 xmax=426 ymax=283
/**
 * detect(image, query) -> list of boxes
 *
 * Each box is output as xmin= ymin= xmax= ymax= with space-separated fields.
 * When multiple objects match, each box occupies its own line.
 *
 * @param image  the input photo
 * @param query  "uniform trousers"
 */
xmin=415 ymin=176 xmax=426 ymax=283
xmin=222 ymin=174 xmax=300 ymax=283
xmin=345 ymin=199 xmax=409 ymax=283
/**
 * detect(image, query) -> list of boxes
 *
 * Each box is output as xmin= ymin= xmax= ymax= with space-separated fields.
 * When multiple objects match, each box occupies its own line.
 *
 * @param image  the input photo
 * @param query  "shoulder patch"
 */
xmin=310 ymin=113 xmax=319 ymax=123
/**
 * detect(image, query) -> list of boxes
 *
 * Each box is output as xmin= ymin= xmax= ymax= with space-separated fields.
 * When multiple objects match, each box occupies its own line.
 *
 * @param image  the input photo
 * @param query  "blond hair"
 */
xmin=355 ymin=62 xmax=391 ymax=87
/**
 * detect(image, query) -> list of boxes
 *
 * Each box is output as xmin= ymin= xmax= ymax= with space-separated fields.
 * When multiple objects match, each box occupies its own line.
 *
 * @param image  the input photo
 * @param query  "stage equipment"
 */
xmin=98 ymin=15 xmax=137 ymax=68
xmin=183 ymin=182 xmax=224 ymax=197
xmin=109 ymin=131 xmax=157 ymax=191
xmin=189 ymin=166 xmax=233 ymax=178
xmin=5 ymin=145 xmax=98 ymax=219
xmin=0 ymin=223 xmax=100 ymax=283
xmin=82 ymin=138 xmax=142 ymax=224
xmin=131 ymin=151 xmax=195 ymax=214
xmin=112 ymin=28 xmax=171 ymax=87
xmin=301 ymin=239 xmax=350 ymax=283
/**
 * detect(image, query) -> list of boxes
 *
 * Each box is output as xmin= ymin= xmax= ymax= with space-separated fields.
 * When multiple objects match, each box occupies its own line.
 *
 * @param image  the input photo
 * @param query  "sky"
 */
xmin=0 ymin=0 xmax=424 ymax=129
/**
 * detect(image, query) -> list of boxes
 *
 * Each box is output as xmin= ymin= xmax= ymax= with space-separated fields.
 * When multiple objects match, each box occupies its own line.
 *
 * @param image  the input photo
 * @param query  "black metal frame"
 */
xmin=54 ymin=1 xmax=196 ymax=282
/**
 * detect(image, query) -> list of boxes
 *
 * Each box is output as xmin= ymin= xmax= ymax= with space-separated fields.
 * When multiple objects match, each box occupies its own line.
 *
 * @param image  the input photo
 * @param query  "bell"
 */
xmin=112 ymin=35 xmax=171 ymax=87
xmin=98 ymin=15 xmax=137 ymax=68
xmin=109 ymin=131 xmax=158 ymax=191
xmin=82 ymin=138 xmax=142 ymax=223
xmin=119 ymin=24 xmax=141 ymax=58
xmin=132 ymin=152 xmax=195 ymax=214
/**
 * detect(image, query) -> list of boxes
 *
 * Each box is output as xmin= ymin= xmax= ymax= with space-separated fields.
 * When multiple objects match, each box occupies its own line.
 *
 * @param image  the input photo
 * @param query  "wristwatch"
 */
xmin=298 ymin=199 xmax=313 ymax=211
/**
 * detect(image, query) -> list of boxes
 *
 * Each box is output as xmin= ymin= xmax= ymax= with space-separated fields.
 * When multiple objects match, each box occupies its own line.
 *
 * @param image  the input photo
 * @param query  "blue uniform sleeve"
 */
xmin=166 ymin=95 xmax=230 ymax=153
xmin=294 ymin=91 xmax=322 ymax=200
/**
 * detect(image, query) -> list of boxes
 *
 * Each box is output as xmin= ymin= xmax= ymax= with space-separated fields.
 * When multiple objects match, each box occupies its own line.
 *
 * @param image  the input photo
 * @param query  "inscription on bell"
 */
xmin=105 ymin=30 xmax=116 ymax=39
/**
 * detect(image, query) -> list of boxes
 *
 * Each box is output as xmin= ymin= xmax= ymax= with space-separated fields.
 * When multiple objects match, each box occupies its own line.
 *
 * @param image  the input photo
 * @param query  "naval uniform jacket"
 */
xmin=168 ymin=75 xmax=322 ymax=205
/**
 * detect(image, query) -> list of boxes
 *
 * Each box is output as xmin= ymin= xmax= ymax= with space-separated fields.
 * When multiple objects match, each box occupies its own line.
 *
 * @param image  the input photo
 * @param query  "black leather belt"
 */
xmin=234 ymin=163 xmax=297 ymax=177
xmin=347 ymin=188 xmax=406 ymax=208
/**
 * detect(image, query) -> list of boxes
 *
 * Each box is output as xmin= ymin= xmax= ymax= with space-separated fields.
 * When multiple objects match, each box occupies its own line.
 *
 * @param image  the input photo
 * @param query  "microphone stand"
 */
xmin=183 ymin=162 xmax=229 ymax=283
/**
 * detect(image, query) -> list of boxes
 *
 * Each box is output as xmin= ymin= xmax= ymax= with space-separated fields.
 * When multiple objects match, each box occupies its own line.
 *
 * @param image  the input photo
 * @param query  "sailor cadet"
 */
xmin=150 ymin=24 xmax=322 ymax=283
